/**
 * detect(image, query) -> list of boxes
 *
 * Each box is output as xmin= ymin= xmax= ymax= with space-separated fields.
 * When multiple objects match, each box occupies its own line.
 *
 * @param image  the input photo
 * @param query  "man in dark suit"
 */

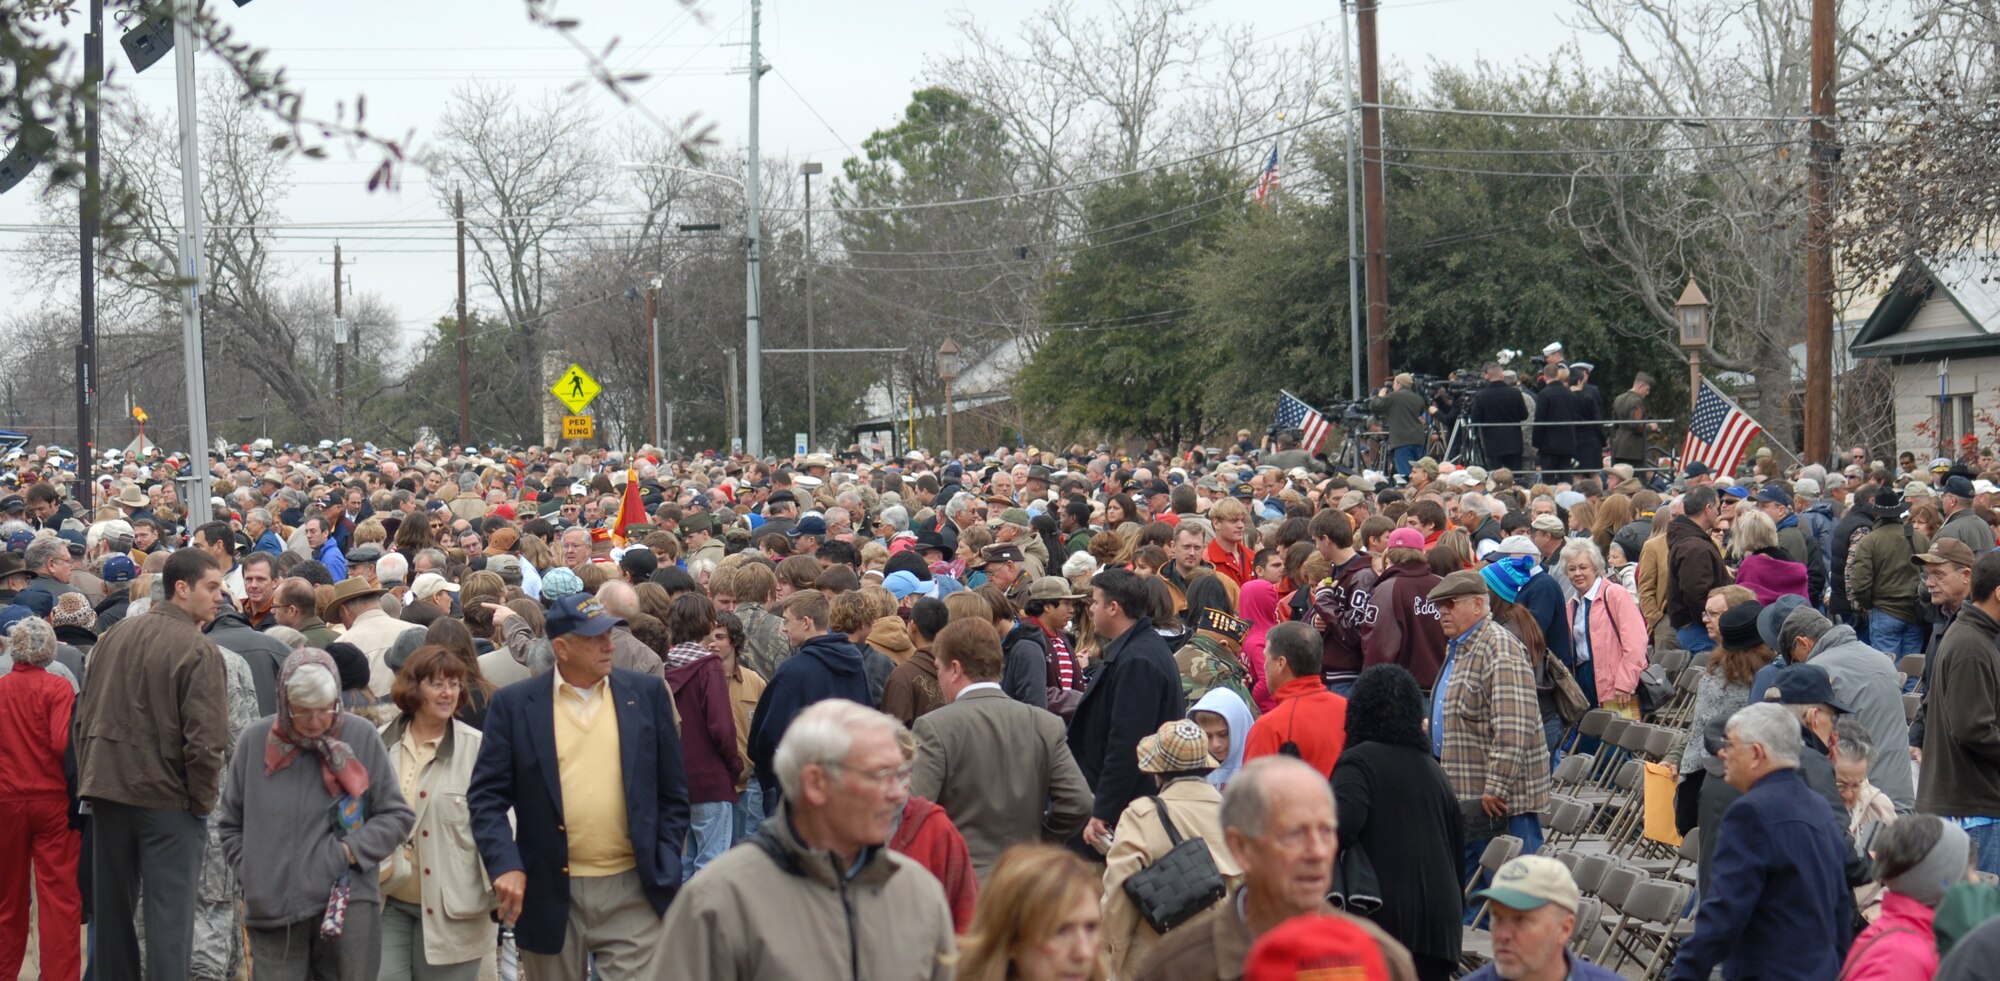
xmin=469 ymin=594 xmax=690 ymax=980
xmin=1067 ymin=568 xmax=1187 ymax=851
xmin=1470 ymin=362 xmax=1528 ymax=471
xmin=911 ymin=618 xmax=1092 ymax=881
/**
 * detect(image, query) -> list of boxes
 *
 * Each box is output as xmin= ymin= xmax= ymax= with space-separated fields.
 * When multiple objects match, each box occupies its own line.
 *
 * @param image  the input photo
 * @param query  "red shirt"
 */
xmin=0 ymin=663 xmax=74 ymax=801
xmin=1244 ymin=676 xmax=1349 ymax=778
xmin=1205 ymin=539 xmax=1255 ymax=586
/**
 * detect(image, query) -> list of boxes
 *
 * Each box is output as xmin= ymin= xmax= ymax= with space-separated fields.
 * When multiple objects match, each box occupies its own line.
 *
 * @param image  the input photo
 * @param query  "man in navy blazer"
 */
xmin=469 ymin=593 xmax=690 ymax=979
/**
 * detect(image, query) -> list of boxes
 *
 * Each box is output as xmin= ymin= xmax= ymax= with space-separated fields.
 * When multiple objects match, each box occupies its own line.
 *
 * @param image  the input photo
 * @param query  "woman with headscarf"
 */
xmin=1333 ymin=665 xmax=1463 ymax=981
xmin=1238 ymin=577 xmax=1283 ymax=712
xmin=378 ymin=646 xmax=495 ymax=981
xmin=219 ymin=648 xmax=414 ymax=978
xmin=1187 ymin=687 xmax=1255 ymax=790
xmin=1839 ymin=815 xmax=1973 ymax=981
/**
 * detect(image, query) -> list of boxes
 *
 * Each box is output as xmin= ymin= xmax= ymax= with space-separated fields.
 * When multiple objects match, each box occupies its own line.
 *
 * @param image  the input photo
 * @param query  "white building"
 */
xmin=1848 ymin=252 xmax=2000 ymax=457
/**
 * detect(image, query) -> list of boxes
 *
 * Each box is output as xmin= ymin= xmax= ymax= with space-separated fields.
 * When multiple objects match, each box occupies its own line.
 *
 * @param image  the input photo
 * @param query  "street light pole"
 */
xmin=801 ymin=161 xmax=822 ymax=450
xmin=937 ymin=337 xmax=961 ymax=457
xmin=1678 ymin=278 xmax=1712 ymax=437
xmin=646 ymin=286 xmax=661 ymax=447
xmin=744 ymin=0 xmax=767 ymax=459
xmin=172 ymin=0 xmax=211 ymax=511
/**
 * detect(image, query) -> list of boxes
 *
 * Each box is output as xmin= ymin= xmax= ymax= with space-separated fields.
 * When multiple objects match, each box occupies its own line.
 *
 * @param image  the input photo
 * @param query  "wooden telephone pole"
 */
xmin=455 ymin=189 xmax=471 ymax=445
xmin=1803 ymin=0 xmax=1836 ymax=464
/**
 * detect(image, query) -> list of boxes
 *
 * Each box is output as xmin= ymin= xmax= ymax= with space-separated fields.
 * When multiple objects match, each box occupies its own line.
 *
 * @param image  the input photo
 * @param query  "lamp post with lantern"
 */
xmin=937 ymin=337 xmax=961 ymax=456
xmin=1677 ymin=278 xmax=1711 ymax=421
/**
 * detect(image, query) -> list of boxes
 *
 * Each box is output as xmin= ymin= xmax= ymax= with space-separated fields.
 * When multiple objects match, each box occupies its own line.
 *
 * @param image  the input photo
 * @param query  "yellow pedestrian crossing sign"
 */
xmin=551 ymin=364 xmax=601 ymax=414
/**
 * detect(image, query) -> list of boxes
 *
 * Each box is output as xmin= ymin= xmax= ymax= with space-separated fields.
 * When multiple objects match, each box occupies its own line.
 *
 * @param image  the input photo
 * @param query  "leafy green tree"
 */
xmin=1017 ymin=166 xmax=1239 ymax=446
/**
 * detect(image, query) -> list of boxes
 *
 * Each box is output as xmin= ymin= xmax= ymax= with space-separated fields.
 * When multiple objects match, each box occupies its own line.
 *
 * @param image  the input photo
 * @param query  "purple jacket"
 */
xmin=1736 ymin=550 xmax=1808 ymax=607
xmin=665 ymin=653 xmax=743 ymax=804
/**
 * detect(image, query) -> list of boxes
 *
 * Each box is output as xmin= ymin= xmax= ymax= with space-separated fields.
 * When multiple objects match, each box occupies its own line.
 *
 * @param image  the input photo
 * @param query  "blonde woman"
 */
xmin=956 ymin=845 xmax=1109 ymax=981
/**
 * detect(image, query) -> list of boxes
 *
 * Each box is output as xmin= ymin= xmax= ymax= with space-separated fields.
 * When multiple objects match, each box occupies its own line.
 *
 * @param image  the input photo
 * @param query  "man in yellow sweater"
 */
xmin=469 ymin=593 xmax=690 ymax=980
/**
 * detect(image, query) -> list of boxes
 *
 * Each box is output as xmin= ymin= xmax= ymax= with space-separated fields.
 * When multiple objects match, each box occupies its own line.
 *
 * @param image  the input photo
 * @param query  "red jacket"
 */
xmin=0 ymin=663 xmax=74 ymax=801
xmin=891 ymin=795 xmax=979 ymax=932
xmin=1838 ymin=892 xmax=1937 ymax=981
xmin=1244 ymin=676 xmax=1349 ymax=778
xmin=1205 ymin=539 xmax=1255 ymax=587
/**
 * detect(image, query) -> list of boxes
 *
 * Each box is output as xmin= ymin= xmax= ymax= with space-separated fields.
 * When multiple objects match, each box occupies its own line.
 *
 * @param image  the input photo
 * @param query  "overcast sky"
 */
xmin=1 ymin=0 xmax=1617 ymax=349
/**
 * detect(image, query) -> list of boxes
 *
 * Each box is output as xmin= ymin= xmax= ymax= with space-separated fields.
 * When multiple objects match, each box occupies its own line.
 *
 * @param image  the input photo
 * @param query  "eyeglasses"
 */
xmin=1702 ymin=609 xmax=1724 ymax=621
xmin=293 ymin=706 xmax=338 ymax=722
xmin=824 ymin=761 xmax=915 ymax=787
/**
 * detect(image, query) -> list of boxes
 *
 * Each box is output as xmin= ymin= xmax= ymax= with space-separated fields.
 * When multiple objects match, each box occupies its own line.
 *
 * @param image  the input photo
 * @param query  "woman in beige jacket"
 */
xmin=1101 ymin=720 xmax=1243 ymax=978
xmin=379 ymin=645 xmax=498 ymax=980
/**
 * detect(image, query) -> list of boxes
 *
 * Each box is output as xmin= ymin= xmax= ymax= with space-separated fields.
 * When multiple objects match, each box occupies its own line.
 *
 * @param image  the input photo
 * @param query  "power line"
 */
xmin=1369 ymin=102 xmax=1821 ymax=125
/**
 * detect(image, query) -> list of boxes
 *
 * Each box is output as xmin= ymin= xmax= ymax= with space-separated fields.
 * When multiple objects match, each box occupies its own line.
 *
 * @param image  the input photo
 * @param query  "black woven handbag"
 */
xmin=1120 ymin=796 xmax=1228 ymax=934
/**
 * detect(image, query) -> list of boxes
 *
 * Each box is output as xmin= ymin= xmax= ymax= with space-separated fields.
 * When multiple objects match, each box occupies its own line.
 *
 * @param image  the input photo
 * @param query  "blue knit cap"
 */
xmin=1481 ymin=555 xmax=1538 ymax=603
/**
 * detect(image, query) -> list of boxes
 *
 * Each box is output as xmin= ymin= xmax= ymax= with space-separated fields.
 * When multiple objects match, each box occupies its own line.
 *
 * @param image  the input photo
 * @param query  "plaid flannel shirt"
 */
xmin=1439 ymin=617 xmax=1551 ymax=811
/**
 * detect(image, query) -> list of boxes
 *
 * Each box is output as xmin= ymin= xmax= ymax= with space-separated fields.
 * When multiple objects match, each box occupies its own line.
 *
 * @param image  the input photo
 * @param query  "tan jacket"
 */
xmin=344 ymin=606 xmax=422 ymax=697
xmin=379 ymin=717 xmax=497 ymax=965
xmin=1638 ymin=531 xmax=1671 ymax=630
xmin=1102 ymin=777 xmax=1242 ymax=979
xmin=75 ymin=602 xmax=230 ymax=813
xmin=727 ymin=664 xmax=767 ymax=793
xmin=656 ymin=802 xmax=956 ymax=980
xmin=1133 ymin=890 xmax=1419 ymax=981
xmin=909 ymin=686 xmax=1092 ymax=880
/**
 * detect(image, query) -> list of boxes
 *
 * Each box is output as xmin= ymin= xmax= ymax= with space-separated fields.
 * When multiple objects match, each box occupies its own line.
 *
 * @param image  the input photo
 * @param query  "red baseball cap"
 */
xmin=1244 ymin=914 xmax=1392 ymax=981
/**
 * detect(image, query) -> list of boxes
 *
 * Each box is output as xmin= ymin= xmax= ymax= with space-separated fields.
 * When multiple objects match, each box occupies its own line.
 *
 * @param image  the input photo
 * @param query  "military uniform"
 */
xmin=1175 ymin=635 xmax=1257 ymax=714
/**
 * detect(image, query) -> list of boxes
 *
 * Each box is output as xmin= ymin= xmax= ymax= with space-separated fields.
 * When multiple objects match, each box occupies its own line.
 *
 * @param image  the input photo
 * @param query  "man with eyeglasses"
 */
xmin=659 ymin=698 xmax=957 ymax=979
xmin=271 ymin=576 xmax=340 ymax=648
xmin=469 ymin=593 xmax=689 ymax=981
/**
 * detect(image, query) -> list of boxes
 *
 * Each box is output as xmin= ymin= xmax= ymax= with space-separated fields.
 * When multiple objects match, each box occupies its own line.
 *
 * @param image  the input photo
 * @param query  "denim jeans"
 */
xmin=1870 ymin=613 xmax=1927 ymax=656
xmin=731 ymin=782 xmax=766 ymax=844
xmin=1542 ymin=711 xmax=1567 ymax=770
xmin=1959 ymin=820 xmax=2000 ymax=878
xmin=1462 ymin=814 xmax=1545 ymax=915
xmin=683 ymin=801 xmax=734 ymax=882
xmin=1675 ymin=622 xmax=1715 ymax=655
xmin=1392 ymin=443 xmax=1423 ymax=479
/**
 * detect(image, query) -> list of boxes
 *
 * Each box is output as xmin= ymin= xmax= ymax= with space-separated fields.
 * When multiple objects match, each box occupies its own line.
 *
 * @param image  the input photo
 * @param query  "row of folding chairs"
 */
xmin=1548 ymin=849 xmax=1698 ymax=981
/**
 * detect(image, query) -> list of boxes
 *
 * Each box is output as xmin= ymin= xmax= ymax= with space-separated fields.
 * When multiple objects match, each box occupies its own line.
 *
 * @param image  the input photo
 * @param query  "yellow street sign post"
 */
xmin=551 ymin=363 xmax=602 ymax=415
xmin=562 ymin=416 xmax=594 ymax=441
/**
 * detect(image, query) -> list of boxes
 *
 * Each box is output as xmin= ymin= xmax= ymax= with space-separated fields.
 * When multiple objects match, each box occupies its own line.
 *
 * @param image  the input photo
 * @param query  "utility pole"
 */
xmin=1804 ymin=0 xmax=1836 ymax=465
xmin=646 ymin=286 xmax=661 ymax=446
xmin=1341 ymin=0 xmax=1362 ymax=401
xmin=743 ymin=0 xmax=767 ymax=458
xmin=332 ymin=241 xmax=345 ymax=434
xmin=455 ymin=189 xmax=471 ymax=446
xmin=802 ymin=160 xmax=822 ymax=448
xmin=78 ymin=0 xmax=102 ymax=499
xmin=1357 ymin=0 xmax=1390 ymax=386
xmin=172 ymin=0 xmax=211 ymax=511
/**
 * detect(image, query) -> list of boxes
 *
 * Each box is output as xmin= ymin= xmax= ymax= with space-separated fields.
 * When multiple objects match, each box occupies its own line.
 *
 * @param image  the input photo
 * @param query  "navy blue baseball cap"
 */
xmin=100 ymin=555 xmax=137 ymax=584
xmin=787 ymin=515 xmax=828 ymax=539
xmin=546 ymin=594 xmax=625 ymax=640
xmin=13 ymin=587 xmax=54 ymax=618
xmin=0 ymin=605 xmax=31 ymax=634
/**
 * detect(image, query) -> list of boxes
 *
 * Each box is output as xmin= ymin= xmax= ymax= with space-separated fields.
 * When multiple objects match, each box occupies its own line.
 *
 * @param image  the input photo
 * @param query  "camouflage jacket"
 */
xmin=1175 ymin=635 xmax=1259 ymax=721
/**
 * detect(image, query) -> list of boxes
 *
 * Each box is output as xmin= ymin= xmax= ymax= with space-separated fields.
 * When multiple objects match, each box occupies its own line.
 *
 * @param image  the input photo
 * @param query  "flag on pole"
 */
xmin=1275 ymin=391 xmax=1331 ymax=455
xmin=1678 ymin=378 xmax=1764 ymax=477
xmin=611 ymin=468 xmax=646 ymax=544
xmin=1255 ymin=141 xmax=1282 ymax=205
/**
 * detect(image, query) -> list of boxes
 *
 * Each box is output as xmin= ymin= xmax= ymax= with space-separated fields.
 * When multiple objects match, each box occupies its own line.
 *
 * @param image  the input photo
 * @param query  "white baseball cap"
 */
xmin=410 ymin=572 xmax=460 ymax=602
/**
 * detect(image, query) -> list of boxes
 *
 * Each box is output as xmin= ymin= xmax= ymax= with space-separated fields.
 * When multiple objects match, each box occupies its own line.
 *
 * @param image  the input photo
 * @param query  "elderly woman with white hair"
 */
xmin=219 ymin=649 xmax=413 ymax=979
xmin=1560 ymin=537 xmax=1649 ymax=720
xmin=0 ymin=617 xmax=84 ymax=981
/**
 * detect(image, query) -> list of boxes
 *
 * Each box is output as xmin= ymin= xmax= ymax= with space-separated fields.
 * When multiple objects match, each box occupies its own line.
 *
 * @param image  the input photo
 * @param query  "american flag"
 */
xmin=1678 ymin=378 xmax=1763 ymax=476
xmin=1275 ymin=391 xmax=1331 ymax=454
xmin=1255 ymin=142 xmax=1281 ymax=205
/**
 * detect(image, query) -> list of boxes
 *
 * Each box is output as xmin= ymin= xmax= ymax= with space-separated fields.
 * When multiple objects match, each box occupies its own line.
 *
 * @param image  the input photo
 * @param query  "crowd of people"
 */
xmin=0 ymin=430 xmax=1998 ymax=980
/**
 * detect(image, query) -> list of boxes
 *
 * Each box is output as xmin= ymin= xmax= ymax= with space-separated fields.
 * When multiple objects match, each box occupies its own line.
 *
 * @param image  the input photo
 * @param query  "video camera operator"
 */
xmin=1369 ymin=372 xmax=1429 ymax=482
xmin=1469 ymin=362 xmax=1527 ymax=471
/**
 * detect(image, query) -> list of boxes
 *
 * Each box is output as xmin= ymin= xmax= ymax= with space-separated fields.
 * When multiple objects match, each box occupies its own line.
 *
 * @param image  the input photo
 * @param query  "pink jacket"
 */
xmin=1567 ymin=579 xmax=1648 ymax=703
xmin=1837 ymin=892 xmax=1937 ymax=981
